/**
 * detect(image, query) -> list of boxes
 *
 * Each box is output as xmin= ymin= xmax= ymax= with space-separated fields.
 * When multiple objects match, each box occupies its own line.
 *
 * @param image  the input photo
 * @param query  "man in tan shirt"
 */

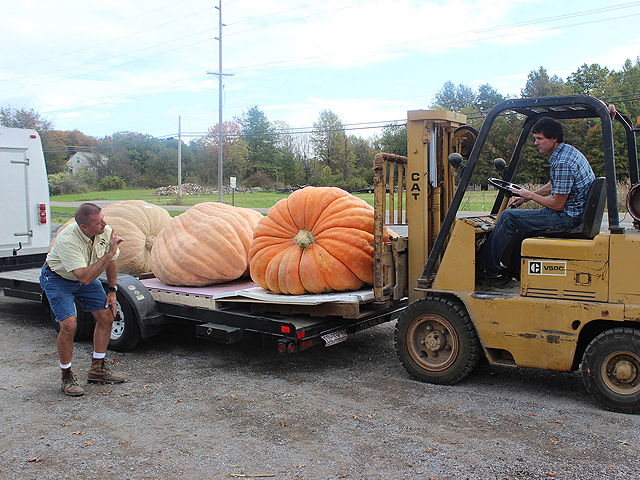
xmin=40 ymin=203 xmax=125 ymax=396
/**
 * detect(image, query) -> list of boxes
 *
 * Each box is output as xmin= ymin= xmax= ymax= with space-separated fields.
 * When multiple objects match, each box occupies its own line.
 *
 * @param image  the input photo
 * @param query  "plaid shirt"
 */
xmin=549 ymin=143 xmax=595 ymax=218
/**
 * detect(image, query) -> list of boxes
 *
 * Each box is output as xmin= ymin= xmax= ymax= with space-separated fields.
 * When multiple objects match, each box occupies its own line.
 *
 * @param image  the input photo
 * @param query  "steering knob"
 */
xmin=493 ymin=158 xmax=507 ymax=172
xmin=448 ymin=153 xmax=463 ymax=168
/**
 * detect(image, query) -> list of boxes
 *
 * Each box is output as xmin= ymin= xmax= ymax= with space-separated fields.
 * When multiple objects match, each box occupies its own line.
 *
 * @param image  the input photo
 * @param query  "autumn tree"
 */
xmin=475 ymin=84 xmax=505 ymax=114
xmin=375 ymin=123 xmax=407 ymax=156
xmin=202 ymin=120 xmax=242 ymax=186
xmin=238 ymin=106 xmax=281 ymax=184
xmin=311 ymin=110 xmax=356 ymax=185
xmin=432 ymin=81 xmax=477 ymax=112
xmin=0 ymin=106 xmax=53 ymax=132
xmin=38 ymin=130 xmax=100 ymax=174
xmin=521 ymin=67 xmax=568 ymax=97
xmin=567 ymin=63 xmax=611 ymax=97
xmin=227 ymin=139 xmax=250 ymax=186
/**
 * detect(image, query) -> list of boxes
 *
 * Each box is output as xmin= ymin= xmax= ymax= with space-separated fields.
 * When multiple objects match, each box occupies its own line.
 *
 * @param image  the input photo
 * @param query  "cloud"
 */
xmin=593 ymin=38 xmax=640 ymax=69
xmin=2 ymin=0 xmax=639 ymax=137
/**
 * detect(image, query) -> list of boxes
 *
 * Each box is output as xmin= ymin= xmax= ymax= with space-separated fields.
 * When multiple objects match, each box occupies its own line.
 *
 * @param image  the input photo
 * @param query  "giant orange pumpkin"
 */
xmin=150 ymin=202 xmax=263 ymax=286
xmin=249 ymin=186 xmax=394 ymax=295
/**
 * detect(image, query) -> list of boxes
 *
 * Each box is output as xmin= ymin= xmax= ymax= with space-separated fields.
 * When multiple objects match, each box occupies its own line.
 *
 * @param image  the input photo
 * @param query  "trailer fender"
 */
xmin=113 ymin=275 xmax=168 ymax=339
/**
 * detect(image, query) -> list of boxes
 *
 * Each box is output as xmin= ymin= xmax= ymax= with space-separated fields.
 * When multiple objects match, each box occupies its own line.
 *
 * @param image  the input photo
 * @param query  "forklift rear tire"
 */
xmin=108 ymin=291 xmax=141 ymax=352
xmin=580 ymin=328 xmax=640 ymax=414
xmin=395 ymin=296 xmax=481 ymax=385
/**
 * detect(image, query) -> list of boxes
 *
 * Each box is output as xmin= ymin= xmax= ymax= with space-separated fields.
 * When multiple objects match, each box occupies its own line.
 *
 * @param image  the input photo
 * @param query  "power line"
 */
xmin=40 ymin=94 xmax=640 ymax=152
xmin=3 ymin=5 xmax=215 ymax=71
xmin=228 ymin=0 xmax=338 ymax=26
xmin=7 ymin=0 xmax=188 ymax=58
xmin=1 ymin=0 xmax=375 ymax=86
xmin=41 ymin=73 xmax=208 ymax=115
xmin=41 ymin=118 xmax=405 ymax=152
xmin=231 ymin=5 xmax=640 ymax=74
xmin=2 ymin=28 xmax=217 ymax=84
xmin=23 ymin=2 xmax=640 ymax=116
xmin=0 ymin=36 xmax=216 ymax=94
xmin=226 ymin=0 xmax=379 ymax=37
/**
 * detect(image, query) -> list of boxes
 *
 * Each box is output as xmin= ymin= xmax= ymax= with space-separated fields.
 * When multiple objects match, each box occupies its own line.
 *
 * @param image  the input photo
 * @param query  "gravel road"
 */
xmin=1 ymin=292 xmax=639 ymax=480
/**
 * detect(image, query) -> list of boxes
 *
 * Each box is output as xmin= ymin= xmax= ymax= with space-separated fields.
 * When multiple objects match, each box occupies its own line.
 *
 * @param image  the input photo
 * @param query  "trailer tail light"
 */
xmin=30 ymin=134 xmax=37 ymax=139
xmin=297 ymin=331 xmax=305 ymax=339
xmin=277 ymin=340 xmax=295 ymax=355
xmin=38 ymin=204 xmax=47 ymax=224
xmin=300 ymin=339 xmax=312 ymax=350
xmin=281 ymin=326 xmax=291 ymax=334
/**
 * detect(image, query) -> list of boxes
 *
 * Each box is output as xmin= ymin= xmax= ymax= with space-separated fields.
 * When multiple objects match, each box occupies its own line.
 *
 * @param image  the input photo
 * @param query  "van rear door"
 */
xmin=0 ymin=146 xmax=31 ymax=250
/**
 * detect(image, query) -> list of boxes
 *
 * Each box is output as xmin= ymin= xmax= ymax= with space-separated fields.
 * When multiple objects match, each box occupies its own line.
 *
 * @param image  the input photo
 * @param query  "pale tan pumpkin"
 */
xmin=150 ymin=202 xmax=264 ymax=286
xmin=48 ymin=201 xmax=171 ymax=276
xmin=249 ymin=186 xmax=395 ymax=295
xmin=101 ymin=200 xmax=172 ymax=276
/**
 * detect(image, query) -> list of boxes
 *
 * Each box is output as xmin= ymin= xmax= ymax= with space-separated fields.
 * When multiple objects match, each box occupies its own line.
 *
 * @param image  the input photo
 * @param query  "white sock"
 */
xmin=60 ymin=362 xmax=72 ymax=370
xmin=93 ymin=352 xmax=106 ymax=359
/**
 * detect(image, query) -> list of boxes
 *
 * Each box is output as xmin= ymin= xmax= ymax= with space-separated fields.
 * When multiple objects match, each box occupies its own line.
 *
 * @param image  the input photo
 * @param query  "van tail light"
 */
xmin=38 ymin=204 xmax=47 ymax=224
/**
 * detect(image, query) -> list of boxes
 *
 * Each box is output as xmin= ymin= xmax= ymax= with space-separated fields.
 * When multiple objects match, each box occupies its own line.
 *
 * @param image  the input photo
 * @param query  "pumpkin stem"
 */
xmin=294 ymin=230 xmax=315 ymax=249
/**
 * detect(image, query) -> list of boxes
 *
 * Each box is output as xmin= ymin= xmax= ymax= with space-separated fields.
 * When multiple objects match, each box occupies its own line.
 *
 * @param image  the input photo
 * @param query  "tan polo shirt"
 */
xmin=46 ymin=222 xmax=120 ymax=281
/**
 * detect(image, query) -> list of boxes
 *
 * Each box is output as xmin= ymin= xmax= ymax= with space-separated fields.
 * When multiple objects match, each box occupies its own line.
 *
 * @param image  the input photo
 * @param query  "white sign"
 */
xmin=230 ymin=176 xmax=237 ymax=189
xmin=528 ymin=260 xmax=567 ymax=276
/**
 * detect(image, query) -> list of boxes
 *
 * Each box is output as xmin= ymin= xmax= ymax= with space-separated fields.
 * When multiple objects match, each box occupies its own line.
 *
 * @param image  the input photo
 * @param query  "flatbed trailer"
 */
xmin=0 ymin=125 xmax=407 ymax=355
xmin=0 ymin=266 xmax=406 ymax=354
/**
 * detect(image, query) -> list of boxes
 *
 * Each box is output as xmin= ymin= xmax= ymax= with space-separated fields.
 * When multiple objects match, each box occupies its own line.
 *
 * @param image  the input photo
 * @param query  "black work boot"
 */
xmin=87 ymin=358 xmax=125 ymax=384
xmin=61 ymin=368 xmax=85 ymax=396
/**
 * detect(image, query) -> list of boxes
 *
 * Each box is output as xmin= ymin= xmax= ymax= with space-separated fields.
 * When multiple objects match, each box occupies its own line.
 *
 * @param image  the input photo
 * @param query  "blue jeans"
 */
xmin=40 ymin=264 xmax=107 ymax=322
xmin=478 ymin=208 xmax=581 ymax=275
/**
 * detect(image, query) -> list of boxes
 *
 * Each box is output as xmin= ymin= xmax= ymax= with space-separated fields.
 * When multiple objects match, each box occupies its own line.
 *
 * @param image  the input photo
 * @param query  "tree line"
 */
xmin=432 ymin=60 xmax=640 ymax=186
xmin=1 ymin=58 xmax=639 ymax=194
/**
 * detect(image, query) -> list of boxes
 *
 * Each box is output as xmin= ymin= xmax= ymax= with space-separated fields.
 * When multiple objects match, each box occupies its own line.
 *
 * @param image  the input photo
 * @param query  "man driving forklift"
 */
xmin=476 ymin=117 xmax=595 ymax=280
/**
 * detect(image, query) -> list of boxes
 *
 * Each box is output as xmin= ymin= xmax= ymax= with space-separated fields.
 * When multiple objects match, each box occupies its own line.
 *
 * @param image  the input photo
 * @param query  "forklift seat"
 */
xmin=544 ymin=177 xmax=606 ymax=239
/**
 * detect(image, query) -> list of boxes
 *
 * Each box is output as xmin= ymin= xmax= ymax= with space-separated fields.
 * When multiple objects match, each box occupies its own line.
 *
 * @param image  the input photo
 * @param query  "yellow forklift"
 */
xmin=373 ymin=95 xmax=640 ymax=413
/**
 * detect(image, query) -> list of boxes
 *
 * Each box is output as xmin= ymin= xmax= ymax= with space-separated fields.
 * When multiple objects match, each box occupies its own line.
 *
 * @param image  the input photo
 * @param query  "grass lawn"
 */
xmin=51 ymin=189 xmax=157 ymax=201
xmin=50 ymin=188 xmax=498 ymax=224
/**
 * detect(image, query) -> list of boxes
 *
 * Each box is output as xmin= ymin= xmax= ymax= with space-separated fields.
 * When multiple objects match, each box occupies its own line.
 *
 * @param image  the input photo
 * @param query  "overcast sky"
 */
xmin=2 ymin=0 xmax=640 ymax=140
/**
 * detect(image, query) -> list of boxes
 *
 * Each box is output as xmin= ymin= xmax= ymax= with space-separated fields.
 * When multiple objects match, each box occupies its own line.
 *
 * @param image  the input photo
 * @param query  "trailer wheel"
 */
xmin=77 ymin=310 xmax=95 ymax=341
xmin=108 ymin=292 xmax=141 ymax=352
xmin=49 ymin=301 xmax=94 ymax=342
xmin=395 ymin=296 xmax=481 ymax=385
xmin=581 ymin=328 xmax=640 ymax=414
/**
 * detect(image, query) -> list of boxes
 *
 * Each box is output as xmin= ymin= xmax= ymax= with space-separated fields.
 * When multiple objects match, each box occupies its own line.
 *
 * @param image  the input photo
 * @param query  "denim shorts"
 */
xmin=40 ymin=264 xmax=107 ymax=322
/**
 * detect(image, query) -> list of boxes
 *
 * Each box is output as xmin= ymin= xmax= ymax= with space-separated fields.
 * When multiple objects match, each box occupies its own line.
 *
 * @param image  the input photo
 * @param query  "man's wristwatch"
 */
xmin=108 ymin=286 xmax=118 ymax=292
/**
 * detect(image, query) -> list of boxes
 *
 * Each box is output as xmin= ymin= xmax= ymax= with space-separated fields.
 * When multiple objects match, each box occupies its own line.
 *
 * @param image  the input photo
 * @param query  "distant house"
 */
xmin=66 ymin=152 xmax=108 ymax=175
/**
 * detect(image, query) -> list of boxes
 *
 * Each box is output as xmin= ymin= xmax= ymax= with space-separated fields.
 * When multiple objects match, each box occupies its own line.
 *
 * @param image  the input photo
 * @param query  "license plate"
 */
xmin=321 ymin=330 xmax=347 ymax=346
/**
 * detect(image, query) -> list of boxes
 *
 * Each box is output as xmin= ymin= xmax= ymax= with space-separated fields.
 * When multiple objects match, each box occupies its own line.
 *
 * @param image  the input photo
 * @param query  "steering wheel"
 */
xmin=488 ymin=178 xmax=523 ymax=197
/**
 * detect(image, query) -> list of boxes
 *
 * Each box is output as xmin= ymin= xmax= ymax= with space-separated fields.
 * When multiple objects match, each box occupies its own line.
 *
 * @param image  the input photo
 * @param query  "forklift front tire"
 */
xmin=581 ymin=327 xmax=640 ymax=414
xmin=395 ymin=296 xmax=481 ymax=385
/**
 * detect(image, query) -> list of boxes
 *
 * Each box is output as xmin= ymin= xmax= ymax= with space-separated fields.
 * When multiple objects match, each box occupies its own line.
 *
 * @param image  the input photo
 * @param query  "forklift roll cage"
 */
xmin=420 ymin=94 xmax=640 ymax=288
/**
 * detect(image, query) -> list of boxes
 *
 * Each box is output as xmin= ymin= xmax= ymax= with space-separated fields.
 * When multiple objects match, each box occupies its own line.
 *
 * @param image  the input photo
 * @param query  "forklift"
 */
xmin=373 ymin=95 xmax=640 ymax=413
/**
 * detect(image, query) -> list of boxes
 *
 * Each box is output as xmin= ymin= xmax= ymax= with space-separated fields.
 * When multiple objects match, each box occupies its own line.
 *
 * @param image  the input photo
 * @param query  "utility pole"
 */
xmin=207 ymin=0 xmax=233 ymax=203
xmin=177 ymin=115 xmax=182 ymax=199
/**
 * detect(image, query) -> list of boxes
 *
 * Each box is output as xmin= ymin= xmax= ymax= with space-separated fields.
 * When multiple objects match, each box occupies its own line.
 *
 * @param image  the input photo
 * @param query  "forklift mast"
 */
xmin=373 ymin=110 xmax=467 ymax=303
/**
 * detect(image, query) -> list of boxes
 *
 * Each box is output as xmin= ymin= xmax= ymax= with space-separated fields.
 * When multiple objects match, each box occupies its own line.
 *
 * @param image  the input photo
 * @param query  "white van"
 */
xmin=0 ymin=127 xmax=51 ymax=261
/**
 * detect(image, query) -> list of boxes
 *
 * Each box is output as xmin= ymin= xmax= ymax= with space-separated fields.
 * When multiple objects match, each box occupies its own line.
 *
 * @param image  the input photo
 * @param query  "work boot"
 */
xmin=61 ymin=368 xmax=85 ymax=397
xmin=87 ymin=358 xmax=125 ymax=384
